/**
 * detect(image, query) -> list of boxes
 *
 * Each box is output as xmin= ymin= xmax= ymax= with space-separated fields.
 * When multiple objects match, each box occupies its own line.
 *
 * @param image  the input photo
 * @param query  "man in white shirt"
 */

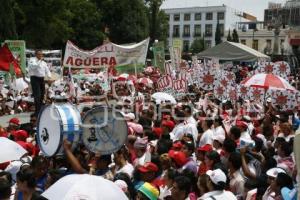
xmin=28 ymin=50 xmax=51 ymax=116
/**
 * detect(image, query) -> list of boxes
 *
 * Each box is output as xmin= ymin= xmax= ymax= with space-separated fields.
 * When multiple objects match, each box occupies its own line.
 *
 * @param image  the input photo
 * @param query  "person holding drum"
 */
xmin=28 ymin=50 xmax=51 ymax=117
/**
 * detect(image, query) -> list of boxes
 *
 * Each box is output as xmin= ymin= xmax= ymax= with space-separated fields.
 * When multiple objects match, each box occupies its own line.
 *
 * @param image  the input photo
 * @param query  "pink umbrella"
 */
xmin=137 ymin=77 xmax=153 ymax=86
xmin=117 ymin=73 xmax=137 ymax=83
xmin=241 ymin=73 xmax=295 ymax=90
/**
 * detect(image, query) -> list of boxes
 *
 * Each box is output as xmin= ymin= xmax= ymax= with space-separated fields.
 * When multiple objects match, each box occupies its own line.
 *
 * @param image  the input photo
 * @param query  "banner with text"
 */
xmin=63 ymin=38 xmax=150 ymax=74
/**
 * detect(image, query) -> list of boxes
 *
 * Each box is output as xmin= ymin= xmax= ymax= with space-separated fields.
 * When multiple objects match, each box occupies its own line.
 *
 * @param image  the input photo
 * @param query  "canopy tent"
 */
xmin=197 ymin=41 xmax=270 ymax=62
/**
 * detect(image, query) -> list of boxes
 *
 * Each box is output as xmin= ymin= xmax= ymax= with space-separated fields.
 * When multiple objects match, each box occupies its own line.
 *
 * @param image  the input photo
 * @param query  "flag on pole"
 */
xmin=0 ymin=44 xmax=22 ymax=76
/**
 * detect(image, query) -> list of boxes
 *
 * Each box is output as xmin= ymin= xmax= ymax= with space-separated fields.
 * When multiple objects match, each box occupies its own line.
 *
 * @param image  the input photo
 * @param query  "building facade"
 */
xmin=162 ymin=5 xmax=247 ymax=51
xmin=234 ymin=28 xmax=287 ymax=55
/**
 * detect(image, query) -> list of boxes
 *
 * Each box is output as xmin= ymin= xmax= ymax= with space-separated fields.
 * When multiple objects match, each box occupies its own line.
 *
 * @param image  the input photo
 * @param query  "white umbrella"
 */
xmin=152 ymin=92 xmax=177 ymax=104
xmin=0 ymin=137 xmax=27 ymax=163
xmin=42 ymin=174 xmax=128 ymax=200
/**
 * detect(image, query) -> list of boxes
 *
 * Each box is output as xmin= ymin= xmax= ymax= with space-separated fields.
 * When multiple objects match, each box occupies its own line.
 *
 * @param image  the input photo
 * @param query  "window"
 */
xmin=173 ymin=25 xmax=180 ymax=37
xmin=184 ymin=14 xmax=190 ymax=21
xmin=217 ymin=12 xmax=225 ymax=20
xmin=206 ymin=12 xmax=213 ymax=20
xmin=205 ymin=40 xmax=212 ymax=48
xmin=252 ymin=40 xmax=259 ymax=50
xmin=174 ymin=14 xmax=180 ymax=21
xmin=183 ymin=40 xmax=190 ymax=52
xmin=205 ymin=24 xmax=213 ymax=36
xmin=183 ymin=25 xmax=190 ymax=37
xmin=194 ymin=25 xmax=201 ymax=36
xmin=241 ymin=39 xmax=246 ymax=45
xmin=195 ymin=13 xmax=201 ymax=20
xmin=219 ymin=24 xmax=224 ymax=36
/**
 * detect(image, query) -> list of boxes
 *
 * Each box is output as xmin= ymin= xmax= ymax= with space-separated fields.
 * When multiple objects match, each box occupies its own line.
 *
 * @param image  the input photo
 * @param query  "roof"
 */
xmin=197 ymin=41 xmax=270 ymax=61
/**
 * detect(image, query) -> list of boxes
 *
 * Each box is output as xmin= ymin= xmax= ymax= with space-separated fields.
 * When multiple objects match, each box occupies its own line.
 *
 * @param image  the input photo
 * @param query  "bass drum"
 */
xmin=37 ymin=103 xmax=82 ymax=157
xmin=82 ymin=107 xmax=128 ymax=155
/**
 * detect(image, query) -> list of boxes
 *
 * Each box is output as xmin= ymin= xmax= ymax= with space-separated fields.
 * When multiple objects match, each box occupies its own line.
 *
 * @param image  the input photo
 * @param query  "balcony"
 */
xmin=205 ymin=33 xmax=212 ymax=37
xmin=194 ymin=33 xmax=201 ymax=37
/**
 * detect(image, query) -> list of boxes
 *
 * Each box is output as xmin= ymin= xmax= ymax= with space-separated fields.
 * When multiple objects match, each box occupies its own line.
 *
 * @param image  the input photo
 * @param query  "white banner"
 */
xmin=63 ymin=38 xmax=149 ymax=74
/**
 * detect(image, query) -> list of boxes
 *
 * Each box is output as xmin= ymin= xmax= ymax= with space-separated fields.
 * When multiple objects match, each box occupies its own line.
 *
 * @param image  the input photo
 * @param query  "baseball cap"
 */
xmin=138 ymin=162 xmax=159 ymax=173
xmin=197 ymin=144 xmax=213 ymax=152
xmin=206 ymin=169 xmax=227 ymax=185
xmin=162 ymin=120 xmax=175 ymax=131
xmin=138 ymin=182 xmax=159 ymax=200
xmin=266 ymin=167 xmax=286 ymax=178
xmin=266 ymin=98 xmax=272 ymax=103
xmin=134 ymin=137 xmax=148 ymax=149
xmin=12 ymin=130 xmax=29 ymax=142
xmin=212 ymin=134 xmax=225 ymax=144
xmin=8 ymin=118 xmax=20 ymax=126
xmin=168 ymin=150 xmax=187 ymax=167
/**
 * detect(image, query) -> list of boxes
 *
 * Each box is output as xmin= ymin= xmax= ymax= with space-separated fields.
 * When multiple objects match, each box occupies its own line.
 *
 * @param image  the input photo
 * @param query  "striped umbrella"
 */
xmin=137 ymin=77 xmax=153 ymax=86
xmin=241 ymin=73 xmax=295 ymax=90
xmin=117 ymin=73 xmax=137 ymax=83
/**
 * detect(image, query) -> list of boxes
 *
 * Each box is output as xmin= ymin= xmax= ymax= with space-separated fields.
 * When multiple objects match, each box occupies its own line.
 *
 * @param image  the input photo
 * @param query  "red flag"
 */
xmin=0 ymin=44 xmax=22 ymax=76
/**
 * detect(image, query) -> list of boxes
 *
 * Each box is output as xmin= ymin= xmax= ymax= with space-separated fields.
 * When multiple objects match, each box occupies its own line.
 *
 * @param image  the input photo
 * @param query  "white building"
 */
xmin=162 ymin=5 xmax=250 ymax=51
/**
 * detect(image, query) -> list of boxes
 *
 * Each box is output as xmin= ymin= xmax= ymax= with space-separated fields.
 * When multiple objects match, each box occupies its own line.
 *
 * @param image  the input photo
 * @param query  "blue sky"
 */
xmin=161 ymin=0 xmax=286 ymax=21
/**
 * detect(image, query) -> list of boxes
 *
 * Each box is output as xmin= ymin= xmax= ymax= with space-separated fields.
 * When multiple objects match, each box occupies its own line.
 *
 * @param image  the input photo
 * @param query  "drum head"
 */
xmin=82 ymin=107 xmax=128 ymax=154
xmin=37 ymin=105 xmax=62 ymax=157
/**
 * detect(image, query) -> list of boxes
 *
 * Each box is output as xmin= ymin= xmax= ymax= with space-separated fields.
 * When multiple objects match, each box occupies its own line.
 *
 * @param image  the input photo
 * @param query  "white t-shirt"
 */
xmin=214 ymin=126 xmax=225 ymax=137
xmin=28 ymin=57 xmax=51 ymax=78
xmin=116 ymin=162 xmax=134 ymax=178
xmin=199 ymin=129 xmax=213 ymax=147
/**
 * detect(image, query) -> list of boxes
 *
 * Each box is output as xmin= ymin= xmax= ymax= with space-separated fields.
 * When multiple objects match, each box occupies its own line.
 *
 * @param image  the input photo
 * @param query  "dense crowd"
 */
xmin=0 ymin=57 xmax=300 ymax=200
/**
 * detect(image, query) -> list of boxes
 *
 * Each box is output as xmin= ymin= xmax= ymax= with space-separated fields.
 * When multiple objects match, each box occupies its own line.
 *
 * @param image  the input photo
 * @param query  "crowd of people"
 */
xmin=0 ymin=85 xmax=299 ymax=200
xmin=0 ymin=50 xmax=300 ymax=200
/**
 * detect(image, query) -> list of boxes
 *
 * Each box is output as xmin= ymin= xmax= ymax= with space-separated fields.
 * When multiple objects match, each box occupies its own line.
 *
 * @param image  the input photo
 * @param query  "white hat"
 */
xmin=206 ymin=169 xmax=227 ymax=184
xmin=124 ymin=113 xmax=135 ymax=120
xmin=266 ymin=98 xmax=272 ymax=103
xmin=212 ymin=134 xmax=225 ymax=144
xmin=266 ymin=167 xmax=286 ymax=178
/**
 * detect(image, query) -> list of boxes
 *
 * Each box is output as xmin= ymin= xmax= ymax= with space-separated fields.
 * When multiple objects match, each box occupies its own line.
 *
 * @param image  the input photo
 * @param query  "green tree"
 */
xmin=190 ymin=38 xmax=205 ymax=54
xmin=215 ymin=20 xmax=222 ymax=45
xmin=227 ymin=29 xmax=232 ymax=41
xmin=232 ymin=29 xmax=239 ymax=43
xmin=14 ymin=0 xmax=73 ymax=49
xmin=0 ymin=0 xmax=17 ymax=41
xmin=145 ymin=0 xmax=168 ymax=43
xmin=95 ymin=0 xmax=149 ymax=44
xmin=68 ymin=0 xmax=104 ymax=49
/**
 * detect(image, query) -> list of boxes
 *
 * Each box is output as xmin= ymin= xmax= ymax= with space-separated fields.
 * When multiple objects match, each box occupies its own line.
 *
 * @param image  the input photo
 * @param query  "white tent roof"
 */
xmin=197 ymin=41 xmax=270 ymax=61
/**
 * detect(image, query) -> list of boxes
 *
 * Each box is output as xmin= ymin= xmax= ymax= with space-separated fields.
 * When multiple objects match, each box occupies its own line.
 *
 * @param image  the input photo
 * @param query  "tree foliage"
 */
xmin=0 ymin=0 xmax=168 ymax=49
xmin=227 ymin=29 xmax=232 ymax=42
xmin=0 ymin=0 xmax=17 ymax=41
xmin=232 ymin=29 xmax=239 ymax=43
xmin=190 ymin=38 xmax=205 ymax=54
xmin=215 ymin=20 xmax=222 ymax=45
xmin=94 ymin=0 xmax=149 ymax=44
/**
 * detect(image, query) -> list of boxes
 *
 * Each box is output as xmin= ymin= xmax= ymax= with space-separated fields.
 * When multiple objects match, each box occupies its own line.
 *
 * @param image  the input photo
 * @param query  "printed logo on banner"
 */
xmin=266 ymin=89 xmax=298 ymax=111
xmin=198 ymin=70 xmax=216 ymax=91
xmin=173 ymin=79 xmax=187 ymax=93
xmin=157 ymin=75 xmax=173 ymax=91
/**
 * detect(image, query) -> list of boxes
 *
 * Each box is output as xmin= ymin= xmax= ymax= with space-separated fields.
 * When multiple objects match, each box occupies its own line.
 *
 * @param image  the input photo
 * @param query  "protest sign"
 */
xmin=4 ymin=40 xmax=26 ymax=74
xmin=63 ymin=38 xmax=149 ymax=74
xmin=153 ymin=42 xmax=165 ymax=73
